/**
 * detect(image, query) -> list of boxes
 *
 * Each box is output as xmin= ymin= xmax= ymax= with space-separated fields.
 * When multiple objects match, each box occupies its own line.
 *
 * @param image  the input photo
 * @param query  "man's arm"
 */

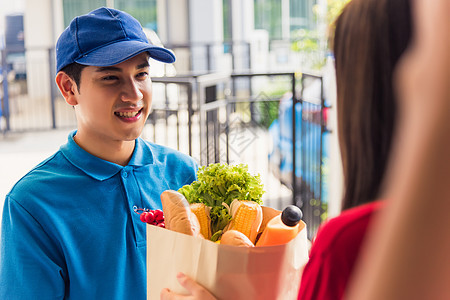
xmin=0 ymin=196 xmax=66 ymax=298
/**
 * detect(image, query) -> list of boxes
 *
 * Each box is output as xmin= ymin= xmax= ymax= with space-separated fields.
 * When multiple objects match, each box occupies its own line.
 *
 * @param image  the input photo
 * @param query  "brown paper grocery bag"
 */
xmin=147 ymin=221 xmax=308 ymax=300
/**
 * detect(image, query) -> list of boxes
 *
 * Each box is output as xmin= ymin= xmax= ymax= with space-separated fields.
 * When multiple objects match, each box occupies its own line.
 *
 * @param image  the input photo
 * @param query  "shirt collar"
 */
xmin=128 ymin=137 xmax=154 ymax=167
xmin=60 ymin=131 xmax=155 ymax=181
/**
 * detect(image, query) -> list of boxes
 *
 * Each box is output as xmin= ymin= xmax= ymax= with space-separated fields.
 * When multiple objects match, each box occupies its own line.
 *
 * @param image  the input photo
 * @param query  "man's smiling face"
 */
xmin=73 ymin=52 xmax=152 ymax=145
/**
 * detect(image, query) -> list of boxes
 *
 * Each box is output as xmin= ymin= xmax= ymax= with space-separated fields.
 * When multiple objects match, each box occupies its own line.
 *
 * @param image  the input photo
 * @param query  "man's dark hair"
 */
xmin=60 ymin=62 xmax=87 ymax=92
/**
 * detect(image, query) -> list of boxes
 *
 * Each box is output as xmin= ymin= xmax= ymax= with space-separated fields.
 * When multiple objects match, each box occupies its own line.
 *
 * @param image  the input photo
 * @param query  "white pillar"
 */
xmin=229 ymin=0 xmax=254 ymax=71
xmin=157 ymin=0 xmax=191 ymax=73
xmin=281 ymin=0 xmax=290 ymax=40
xmin=189 ymin=0 xmax=224 ymax=72
xmin=23 ymin=0 xmax=58 ymax=101
xmin=230 ymin=0 xmax=254 ymax=41
xmin=158 ymin=0 xmax=226 ymax=73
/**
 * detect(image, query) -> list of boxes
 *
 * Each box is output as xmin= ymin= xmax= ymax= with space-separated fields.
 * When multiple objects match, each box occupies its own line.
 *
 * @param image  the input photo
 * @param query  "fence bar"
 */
xmin=1 ymin=49 xmax=11 ymax=131
xmin=48 ymin=48 xmax=57 ymax=129
xmin=292 ymin=73 xmax=298 ymax=207
xmin=319 ymin=77 xmax=324 ymax=207
xmin=187 ymin=84 xmax=193 ymax=156
xmin=206 ymin=44 xmax=211 ymax=71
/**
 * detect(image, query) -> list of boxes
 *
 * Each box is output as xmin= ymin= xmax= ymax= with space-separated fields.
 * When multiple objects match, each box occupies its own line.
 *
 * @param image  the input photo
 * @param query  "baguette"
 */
xmin=160 ymin=190 xmax=201 ymax=237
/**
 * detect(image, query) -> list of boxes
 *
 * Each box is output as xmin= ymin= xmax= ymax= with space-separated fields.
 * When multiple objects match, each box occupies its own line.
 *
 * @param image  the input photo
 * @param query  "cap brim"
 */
xmin=74 ymin=40 xmax=176 ymax=66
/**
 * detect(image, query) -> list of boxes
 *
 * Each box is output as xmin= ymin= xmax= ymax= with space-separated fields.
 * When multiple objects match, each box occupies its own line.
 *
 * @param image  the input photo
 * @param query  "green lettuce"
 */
xmin=178 ymin=163 xmax=265 ymax=240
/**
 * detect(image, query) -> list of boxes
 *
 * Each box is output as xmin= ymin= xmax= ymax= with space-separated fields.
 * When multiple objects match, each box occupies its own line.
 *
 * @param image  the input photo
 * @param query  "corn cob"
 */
xmin=228 ymin=199 xmax=262 ymax=244
xmin=190 ymin=203 xmax=212 ymax=239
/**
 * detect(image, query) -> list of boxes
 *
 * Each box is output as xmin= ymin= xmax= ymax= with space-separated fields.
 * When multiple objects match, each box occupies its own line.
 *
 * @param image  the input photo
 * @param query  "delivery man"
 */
xmin=0 ymin=7 xmax=198 ymax=298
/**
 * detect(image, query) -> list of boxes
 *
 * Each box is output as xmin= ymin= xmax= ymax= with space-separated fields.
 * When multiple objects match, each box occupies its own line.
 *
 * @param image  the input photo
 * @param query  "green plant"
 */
xmin=327 ymin=0 xmax=352 ymax=25
xmin=291 ymin=28 xmax=326 ymax=70
xmin=254 ymin=79 xmax=292 ymax=129
xmin=290 ymin=0 xmax=352 ymax=71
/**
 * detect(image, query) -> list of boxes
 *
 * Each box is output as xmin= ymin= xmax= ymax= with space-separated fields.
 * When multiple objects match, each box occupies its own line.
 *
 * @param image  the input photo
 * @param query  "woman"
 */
xmin=160 ymin=0 xmax=414 ymax=299
xmin=346 ymin=0 xmax=450 ymax=298
xmin=297 ymin=0 xmax=412 ymax=299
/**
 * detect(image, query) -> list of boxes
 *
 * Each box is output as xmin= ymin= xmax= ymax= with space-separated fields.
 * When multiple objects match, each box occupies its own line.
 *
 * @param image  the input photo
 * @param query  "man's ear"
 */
xmin=55 ymin=72 xmax=79 ymax=106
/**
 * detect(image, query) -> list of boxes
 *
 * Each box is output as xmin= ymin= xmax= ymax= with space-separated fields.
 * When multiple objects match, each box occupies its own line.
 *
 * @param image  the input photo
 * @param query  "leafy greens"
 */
xmin=178 ymin=163 xmax=265 ymax=241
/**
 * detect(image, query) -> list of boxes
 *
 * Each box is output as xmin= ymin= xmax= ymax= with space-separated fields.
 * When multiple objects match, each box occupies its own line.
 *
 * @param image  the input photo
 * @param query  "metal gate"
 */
xmin=150 ymin=72 xmax=329 ymax=238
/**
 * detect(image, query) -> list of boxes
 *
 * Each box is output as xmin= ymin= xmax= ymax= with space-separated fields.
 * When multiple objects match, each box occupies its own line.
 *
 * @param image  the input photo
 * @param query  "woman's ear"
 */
xmin=55 ymin=72 xmax=79 ymax=106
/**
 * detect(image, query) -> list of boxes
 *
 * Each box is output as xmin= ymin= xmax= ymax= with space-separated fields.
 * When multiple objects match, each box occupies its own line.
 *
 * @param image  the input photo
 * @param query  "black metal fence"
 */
xmin=149 ymin=72 xmax=329 ymax=238
xmin=1 ymin=47 xmax=76 ymax=132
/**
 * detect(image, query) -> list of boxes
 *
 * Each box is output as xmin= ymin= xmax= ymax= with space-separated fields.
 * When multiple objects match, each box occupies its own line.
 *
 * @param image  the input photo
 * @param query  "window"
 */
xmin=63 ymin=0 xmax=106 ymax=27
xmin=254 ymin=0 xmax=282 ymax=39
xmin=115 ymin=0 xmax=158 ymax=32
xmin=254 ymin=0 xmax=317 ymax=40
xmin=290 ymin=0 xmax=316 ymax=31
xmin=63 ymin=0 xmax=157 ymax=32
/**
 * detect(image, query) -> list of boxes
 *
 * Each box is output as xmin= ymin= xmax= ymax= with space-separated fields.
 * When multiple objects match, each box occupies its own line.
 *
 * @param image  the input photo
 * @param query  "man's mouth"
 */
xmin=114 ymin=108 xmax=143 ymax=118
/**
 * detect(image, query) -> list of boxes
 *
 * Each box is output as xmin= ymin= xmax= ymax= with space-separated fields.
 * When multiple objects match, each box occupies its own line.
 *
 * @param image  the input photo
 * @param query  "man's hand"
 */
xmin=160 ymin=272 xmax=217 ymax=300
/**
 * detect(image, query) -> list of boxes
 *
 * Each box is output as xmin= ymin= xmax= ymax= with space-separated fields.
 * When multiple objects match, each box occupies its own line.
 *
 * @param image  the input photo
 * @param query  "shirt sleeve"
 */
xmin=297 ymin=203 xmax=380 ymax=300
xmin=0 ymin=196 xmax=66 ymax=299
xmin=297 ymin=249 xmax=348 ymax=300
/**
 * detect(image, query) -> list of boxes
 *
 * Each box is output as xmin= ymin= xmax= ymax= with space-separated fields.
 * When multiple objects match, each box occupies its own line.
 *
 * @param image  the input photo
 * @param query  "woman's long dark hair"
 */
xmin=333 ymin=0 xmax=412 ymax=210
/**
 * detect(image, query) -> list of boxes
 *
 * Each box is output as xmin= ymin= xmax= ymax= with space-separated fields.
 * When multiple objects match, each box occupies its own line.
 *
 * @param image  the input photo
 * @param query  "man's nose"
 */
xmin=121 ymin=79 xmax=143 ymax=102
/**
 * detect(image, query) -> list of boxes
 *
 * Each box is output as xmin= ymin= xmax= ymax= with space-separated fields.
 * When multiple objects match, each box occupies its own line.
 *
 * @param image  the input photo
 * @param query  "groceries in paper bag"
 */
xmin=144 ymin=163 xmax=309 ymax=300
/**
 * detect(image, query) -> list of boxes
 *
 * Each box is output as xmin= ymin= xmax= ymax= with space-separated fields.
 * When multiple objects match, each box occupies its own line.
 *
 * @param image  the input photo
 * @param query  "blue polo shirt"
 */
xmin=0 ymin=131 xmax=198 ymax=299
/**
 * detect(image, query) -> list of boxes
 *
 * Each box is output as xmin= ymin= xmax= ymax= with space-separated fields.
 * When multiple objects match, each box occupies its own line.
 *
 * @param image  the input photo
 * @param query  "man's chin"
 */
xmin=122 ymin=128 xmax=146 ymax=141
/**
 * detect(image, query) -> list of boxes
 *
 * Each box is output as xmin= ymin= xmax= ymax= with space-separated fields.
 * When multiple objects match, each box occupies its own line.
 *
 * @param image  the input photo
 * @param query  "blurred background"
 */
xmin=0 ymin=0 xmax=350 ymax=238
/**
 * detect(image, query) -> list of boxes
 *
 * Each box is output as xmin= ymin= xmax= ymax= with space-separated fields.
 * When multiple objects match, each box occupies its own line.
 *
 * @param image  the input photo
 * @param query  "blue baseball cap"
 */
xmin=56 ymin=7 xmax=175 ymax=72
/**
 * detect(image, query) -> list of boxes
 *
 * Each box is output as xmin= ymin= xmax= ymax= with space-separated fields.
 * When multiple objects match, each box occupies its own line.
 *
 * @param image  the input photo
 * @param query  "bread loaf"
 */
xmin=160 ymin=190 xmax=201 ymax=237
xmin=220 ymin=229 xmax=254 ymax=247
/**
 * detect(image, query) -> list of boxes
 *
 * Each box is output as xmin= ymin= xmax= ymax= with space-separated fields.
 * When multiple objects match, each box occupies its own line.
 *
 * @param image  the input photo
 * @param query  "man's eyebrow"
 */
xmin=136 ymin=62 xmax=150 ymax=69
xmin=94 ymin=62 xmax=149 ymax=72
xmin=95 ymin=66 xmax=121 ymax=72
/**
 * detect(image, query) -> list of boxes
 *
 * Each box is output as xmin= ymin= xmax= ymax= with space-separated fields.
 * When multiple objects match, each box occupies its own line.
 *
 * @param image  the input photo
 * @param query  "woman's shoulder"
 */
xmin=311 ymin=201 xmax=384 ymax=255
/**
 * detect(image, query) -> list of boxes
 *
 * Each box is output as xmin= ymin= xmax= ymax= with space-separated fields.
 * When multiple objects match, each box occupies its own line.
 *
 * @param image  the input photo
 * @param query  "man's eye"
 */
xmin=137 ymin=71 xmax=149 ymax=78
xmin=102 ymin=75 xmax=118 ymax=81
